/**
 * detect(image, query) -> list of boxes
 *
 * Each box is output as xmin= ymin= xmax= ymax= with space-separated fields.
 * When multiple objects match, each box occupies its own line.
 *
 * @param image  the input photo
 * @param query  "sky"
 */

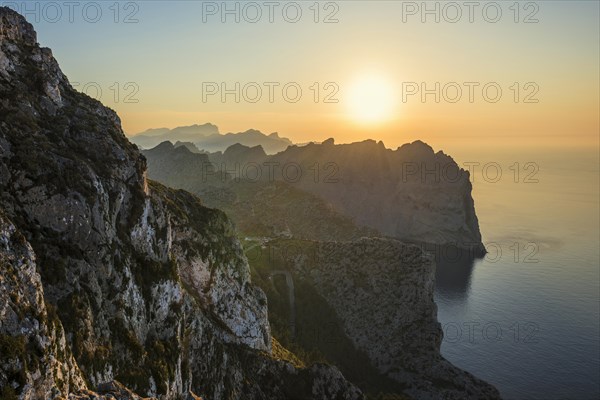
xmin=7 ymin=0 xmax=600 ymax=151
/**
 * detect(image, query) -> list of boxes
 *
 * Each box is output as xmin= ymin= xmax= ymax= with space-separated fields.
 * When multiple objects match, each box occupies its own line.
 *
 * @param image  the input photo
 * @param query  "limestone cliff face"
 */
xmin=0 ymin=215 xmax=151 ymax=400
xmin=0 ymin=212 xmax=87 ymax=399
xmin=140 ymin=124 xmax=499 ymax=398
xmin=0 ymin=7 xmax=362 ymax=399
xmin=269 ymin=238 xmax=501 ymax=400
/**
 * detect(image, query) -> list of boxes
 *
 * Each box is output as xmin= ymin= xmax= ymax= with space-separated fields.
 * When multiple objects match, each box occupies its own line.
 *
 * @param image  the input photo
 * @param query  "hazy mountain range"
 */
xmin=129 ymin=124 xmax=293 ymax=154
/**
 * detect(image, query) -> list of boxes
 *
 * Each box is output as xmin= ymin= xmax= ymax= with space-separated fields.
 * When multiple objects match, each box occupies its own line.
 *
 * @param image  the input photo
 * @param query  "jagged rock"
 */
xmin=139 ymin=98 xmax=500 ymax=398
xmin=141 ymin=135 xmax=484 ymax=254
xmin=65 ymin=380 xmax=155 ymax=400
xmin=142 ymin=143 xmax=376 ymax=241
xmin=266 ymin=139 xmax=484 ymax=252
xmin=0 ymin=212 xmax=87 ymax=399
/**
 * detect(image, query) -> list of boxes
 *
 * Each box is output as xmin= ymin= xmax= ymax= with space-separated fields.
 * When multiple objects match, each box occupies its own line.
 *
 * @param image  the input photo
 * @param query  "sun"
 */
xmin=345 ymin=75 xmax=397 ymax=124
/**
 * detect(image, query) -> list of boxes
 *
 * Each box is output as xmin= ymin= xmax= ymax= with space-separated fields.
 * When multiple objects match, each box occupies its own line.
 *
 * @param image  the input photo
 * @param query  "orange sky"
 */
xmin=28 ymin=1 xmax=599 ymax=151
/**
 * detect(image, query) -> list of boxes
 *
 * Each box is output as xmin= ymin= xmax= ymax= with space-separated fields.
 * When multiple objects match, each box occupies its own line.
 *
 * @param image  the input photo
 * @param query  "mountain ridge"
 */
xmin=143 ymin=138 xmax=484 ymax=252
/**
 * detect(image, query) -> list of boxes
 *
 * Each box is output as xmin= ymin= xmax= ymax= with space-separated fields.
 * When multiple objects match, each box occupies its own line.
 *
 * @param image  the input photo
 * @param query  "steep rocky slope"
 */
xmin=267 ymin=139 xmax=484 ymax=252
xmin=257 ymin=238 xmax=500 ymax=399
xmin=0 ymin=212 xmax=86 ymax=399
xmin=0 ymin=7 xmax=362 ymax=399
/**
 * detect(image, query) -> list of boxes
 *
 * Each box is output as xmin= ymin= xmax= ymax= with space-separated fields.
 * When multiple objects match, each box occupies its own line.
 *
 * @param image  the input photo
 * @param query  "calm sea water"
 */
xmin=434 ymin=147 xmax=600 ymax=400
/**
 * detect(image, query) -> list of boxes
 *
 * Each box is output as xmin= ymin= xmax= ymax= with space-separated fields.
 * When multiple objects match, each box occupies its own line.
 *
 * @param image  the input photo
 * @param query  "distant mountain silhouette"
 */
xmin=210 ymin=143 xmax=268 ymax=167
xmin=173 ymin=141 xmax=203 ymax=153
xmin=198 ymin=129 xmax=292 ymax=154
xmin=129 ymin=124 xmax=293 ymax=153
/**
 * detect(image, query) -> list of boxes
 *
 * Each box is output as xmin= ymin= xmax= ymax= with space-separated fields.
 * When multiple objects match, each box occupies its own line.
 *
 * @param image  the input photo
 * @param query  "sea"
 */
xmin=434 ymin=147 xmax=600 ymax=400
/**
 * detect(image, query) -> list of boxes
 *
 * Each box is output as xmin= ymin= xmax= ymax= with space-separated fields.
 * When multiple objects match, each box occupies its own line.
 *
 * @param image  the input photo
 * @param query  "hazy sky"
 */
xmin=11 ymin=0 xmax=600 ymax=150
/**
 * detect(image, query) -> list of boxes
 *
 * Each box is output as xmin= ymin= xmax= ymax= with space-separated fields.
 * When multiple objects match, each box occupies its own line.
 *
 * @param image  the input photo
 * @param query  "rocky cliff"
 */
xmin=0 ymin=211 xmax=87 ymax=399
xmin=0 ymin=7 xmax=362 ymax=399
xmin=266 ymin=139 xmax=484 ymax=252
xmin=259 ymin=238 xmax=500 ymax=399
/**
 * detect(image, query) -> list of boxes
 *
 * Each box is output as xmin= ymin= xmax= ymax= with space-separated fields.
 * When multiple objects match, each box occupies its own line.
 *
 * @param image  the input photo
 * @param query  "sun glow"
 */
xmin=345 ymin=75 xmax=397 ymax=124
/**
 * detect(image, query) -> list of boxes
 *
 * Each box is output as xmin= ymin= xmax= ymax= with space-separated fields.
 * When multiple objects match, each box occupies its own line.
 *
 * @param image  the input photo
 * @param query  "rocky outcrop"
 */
xmin=138 ymin=108 xmax=498 ymax=398
xmin=0 ymin=212 xmax=87 ymax=399
xmin=266 ymin=139 xmax=484 ymax=252
xmin=142 ymin=141 xmax=224 ymax=194
xmin=261 ymin=238 xmax=501 ymax=399
xmin=0 ymin=7 xmax=362 ymax=399
xmin=142 ymin=143 xmax=497 ymax=397
xmin=142 ymin=139 xmax=483 ymax=252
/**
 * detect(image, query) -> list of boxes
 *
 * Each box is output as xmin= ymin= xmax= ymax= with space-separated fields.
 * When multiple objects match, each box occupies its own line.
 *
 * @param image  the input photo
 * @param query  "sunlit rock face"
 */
xmin=0 ymin=7 xmax=363 ymax=399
